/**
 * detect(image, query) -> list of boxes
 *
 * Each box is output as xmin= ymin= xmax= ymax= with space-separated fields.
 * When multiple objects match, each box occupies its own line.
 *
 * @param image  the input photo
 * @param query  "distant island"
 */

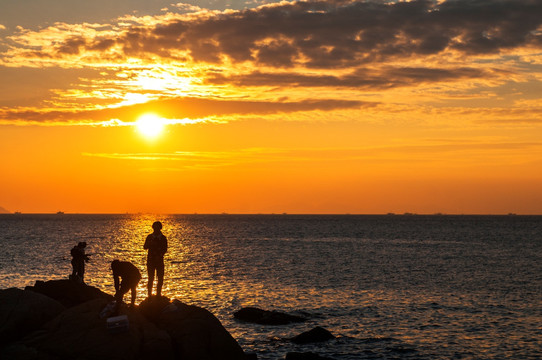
xmin=0 ymin=206 xmax=10 ymax=214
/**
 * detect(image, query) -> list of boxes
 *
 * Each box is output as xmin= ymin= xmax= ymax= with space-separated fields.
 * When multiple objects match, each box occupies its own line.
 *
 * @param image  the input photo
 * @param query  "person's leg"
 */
xmin=114 ymin=289 xmax=123 ymax=303
xmin=74 ymin=261 xmax=84 ymax=282
xmin=114 ymin=280 xmax=130 ymax=313
xmin=114 ymin=288 xmax=123 ymax=314
xmin=79 ymin=262 xmax=85 ymax=282
xmin=130 ymin=286 xmax=137 ymax=306
xmin=130 ymin=276 xmax=140 ymax=306
xmin=147 ymin=262 xmax=156 ymax=297
xmin=71 ymin=260 xmax=77 ymax=277
xmin=156 ymin=259 xmax=164 ymax=297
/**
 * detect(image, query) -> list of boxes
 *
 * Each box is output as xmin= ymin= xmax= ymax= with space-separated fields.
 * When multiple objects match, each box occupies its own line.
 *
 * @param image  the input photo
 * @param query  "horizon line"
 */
xmin=2 ymin=212 xmax=540 ymax=216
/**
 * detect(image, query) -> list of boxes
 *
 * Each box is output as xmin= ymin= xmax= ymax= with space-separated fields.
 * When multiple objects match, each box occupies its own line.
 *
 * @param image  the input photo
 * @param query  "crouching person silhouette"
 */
xmin=111 ymin=260 xmax=141 ymax=311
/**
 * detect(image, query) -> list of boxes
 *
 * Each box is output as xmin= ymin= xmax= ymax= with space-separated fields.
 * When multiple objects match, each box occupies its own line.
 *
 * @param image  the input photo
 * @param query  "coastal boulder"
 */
xmin=138 ymin=295 xmax=173 ymax=322
xmin=12 ymin=298 xmax=174 ymax=360
xmin=0 ymin=288 xmax=65 ymax=346
xmin=25 ymin=279 xmax=113 ymax=308
xmin=234 ymin=307 xmax=306 ymax=325
xmin=2 ymin=282 xmax=248 ymax=360
xmin=157 ymin=299 xmax=246 ymax=360
xmin=291 ymin=327 xmax=335 ymax=344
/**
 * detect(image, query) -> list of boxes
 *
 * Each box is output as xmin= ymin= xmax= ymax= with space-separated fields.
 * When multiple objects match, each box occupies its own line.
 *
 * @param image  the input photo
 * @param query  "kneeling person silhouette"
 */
xmin=111 ymin=260 xmax=141 ymax=312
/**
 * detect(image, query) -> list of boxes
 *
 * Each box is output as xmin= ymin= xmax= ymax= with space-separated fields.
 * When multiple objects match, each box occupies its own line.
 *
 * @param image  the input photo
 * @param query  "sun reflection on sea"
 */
xmin=84 ymin=214 xmax=226 ymax=308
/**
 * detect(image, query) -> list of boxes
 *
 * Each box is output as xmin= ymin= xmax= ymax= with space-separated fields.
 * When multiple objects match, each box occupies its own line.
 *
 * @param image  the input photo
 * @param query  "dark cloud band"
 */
xmin=0 ymin=97 xmax=371 ymax=123
xmin=48 ymin=0 xmax=542 ymax=67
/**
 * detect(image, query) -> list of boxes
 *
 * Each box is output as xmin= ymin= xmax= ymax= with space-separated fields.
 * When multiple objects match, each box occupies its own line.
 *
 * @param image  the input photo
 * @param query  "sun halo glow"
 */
xmin=136 ymin=114 xmax=165 ymax=138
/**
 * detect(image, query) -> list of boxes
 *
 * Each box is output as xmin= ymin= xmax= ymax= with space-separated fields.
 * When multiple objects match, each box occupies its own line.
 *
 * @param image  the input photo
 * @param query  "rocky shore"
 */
xmin=0 ymin=280 xmax=247 ymax=360
xmin=1 ymin=280 xmax=338 ymax=360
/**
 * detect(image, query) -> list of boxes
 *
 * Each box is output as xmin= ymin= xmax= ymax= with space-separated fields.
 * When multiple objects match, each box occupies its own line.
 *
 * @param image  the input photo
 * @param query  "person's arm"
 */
xmin=161 ymin=235 xmax=168 ymax=256
xmin=162 ymin=235 xmax=167 ymax=256
xmin=113 ymin=272 xmax=120 ymax=291
xmin=143 ymin=234 xmax=150 ymax=250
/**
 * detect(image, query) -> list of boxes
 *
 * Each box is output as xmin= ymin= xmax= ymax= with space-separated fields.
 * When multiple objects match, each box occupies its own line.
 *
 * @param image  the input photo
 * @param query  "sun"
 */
xmin=136 ymin=114 xmax=165 ymax=138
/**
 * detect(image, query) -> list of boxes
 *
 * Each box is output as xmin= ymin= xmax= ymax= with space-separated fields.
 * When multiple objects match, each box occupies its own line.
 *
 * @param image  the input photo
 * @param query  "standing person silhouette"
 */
xmin=70 ymin=242 xmax=90 ymax=283
xmin=144 ymin=221 xmax=168 ymax=298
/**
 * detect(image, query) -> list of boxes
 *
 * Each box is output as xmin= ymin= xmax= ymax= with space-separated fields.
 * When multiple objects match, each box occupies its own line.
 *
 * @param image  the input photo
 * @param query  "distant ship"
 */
xmin=56 ymin=211 xmax=65 ymax=215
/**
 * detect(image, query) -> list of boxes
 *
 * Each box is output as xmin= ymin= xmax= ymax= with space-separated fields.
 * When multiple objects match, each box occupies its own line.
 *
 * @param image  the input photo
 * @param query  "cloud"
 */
xmin=82 ymin=148 xmax=302 ymax=170
xmin=5 ymin=0 xmax=542 ymax=68
xmin=81 ymin=140 xmax=542 ymax=170
xmin=1 ymin=0 xmax=541 ymax=122
xmin=207 ymin=66 xmax=487 ymax=88
xmin=119 ymin=0 xmax=542 ymax=67
xmin=0 ymin=96 xmax=370 ymax=124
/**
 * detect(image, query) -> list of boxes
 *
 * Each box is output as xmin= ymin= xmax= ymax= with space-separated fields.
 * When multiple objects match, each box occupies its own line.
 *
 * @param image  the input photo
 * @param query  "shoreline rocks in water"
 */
xmin=234 ymin=307 xmax=306 ymax=325
xmin=291 ymin=326 xmax=335 ymax=344
xmin=0 ymin=280 xmax=248 ymax=360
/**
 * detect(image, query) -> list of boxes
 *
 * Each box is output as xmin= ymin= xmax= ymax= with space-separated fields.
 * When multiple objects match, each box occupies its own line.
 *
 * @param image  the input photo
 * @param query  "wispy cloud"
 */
xmin=81 ymin=140 xmax=542 ymax=171
xmin=0 ymin=96 xmax=369 ymax=125
xmin=207 ymin=66 xmax=489 ymax=88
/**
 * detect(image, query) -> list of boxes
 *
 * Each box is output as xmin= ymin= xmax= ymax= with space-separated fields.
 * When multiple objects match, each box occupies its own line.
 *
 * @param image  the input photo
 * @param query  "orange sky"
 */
xmin=1 ymin=0 xmax=542 ymax=214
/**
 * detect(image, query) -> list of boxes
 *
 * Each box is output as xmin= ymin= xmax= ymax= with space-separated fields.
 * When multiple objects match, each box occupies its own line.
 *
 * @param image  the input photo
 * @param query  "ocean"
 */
xmin=0 ymin=214 xmax=540 ymax=359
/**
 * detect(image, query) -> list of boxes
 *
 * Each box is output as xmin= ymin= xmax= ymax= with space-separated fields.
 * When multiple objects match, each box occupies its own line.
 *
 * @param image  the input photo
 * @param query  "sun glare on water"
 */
xmin=136 ymin=114 xmax=166 ymax=138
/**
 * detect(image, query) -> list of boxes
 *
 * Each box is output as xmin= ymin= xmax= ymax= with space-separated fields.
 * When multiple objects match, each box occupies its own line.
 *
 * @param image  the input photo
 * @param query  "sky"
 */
xmin=1 ymin=0 xmax=542 ymax=214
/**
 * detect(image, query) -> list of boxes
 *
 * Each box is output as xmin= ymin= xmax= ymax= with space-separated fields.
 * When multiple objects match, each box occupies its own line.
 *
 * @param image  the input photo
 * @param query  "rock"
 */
xmin=290 ymin=327 xmax=335 ymax=344
xmin=158 ymin=299 xmax=246 ymax=360
xmin=25 ymin=279 xmax=113 ymax=308
xmin=138 ymin=295 xmax=172 ymax=322
xmin=0 ymin=288 xmax=65 ymax=346
xmin=2 ymin=282 xmax=248 ymax=360
xmin=9 ymin=298 xmax=174 ymax=360
xmin=0 ymin=343 xmax=42 ymax=360
xmin=233 ymin=307 xmax=306 ymax=325
xmin=285 ymin=352 xmax=334 ymax=360
xmin=126 ymin=305 xmax=175 ymax=360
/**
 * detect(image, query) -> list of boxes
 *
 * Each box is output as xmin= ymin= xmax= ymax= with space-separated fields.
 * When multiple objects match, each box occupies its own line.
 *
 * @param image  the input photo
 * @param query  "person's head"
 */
xmin=111 ymin=259 xmax=120 ymax=271
xmin=78 ymin=241 xmax=87 ymax=248
xmin=152 ymin=221 xmax=162 ymax=231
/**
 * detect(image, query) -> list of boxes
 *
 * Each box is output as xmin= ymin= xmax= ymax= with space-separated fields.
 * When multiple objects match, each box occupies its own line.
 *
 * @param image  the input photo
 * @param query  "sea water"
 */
xmin=0 ymin=214 xmax=540 ymax=359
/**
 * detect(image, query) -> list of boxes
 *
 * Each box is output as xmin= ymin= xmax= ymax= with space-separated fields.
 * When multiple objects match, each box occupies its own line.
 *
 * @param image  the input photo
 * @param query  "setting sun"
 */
xmin=136 ymin=114 xmax=165 ymax=138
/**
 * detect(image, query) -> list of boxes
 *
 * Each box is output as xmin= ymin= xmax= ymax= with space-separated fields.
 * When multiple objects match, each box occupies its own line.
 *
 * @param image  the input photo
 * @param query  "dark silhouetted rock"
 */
xmin=0 ymin=288 xmax=65 ymax=346
xmin=25 ymin=279 xmax=113 ymax=308
xmin=234 ymin=307 xmax=306 ymax=325
xmin=5 ymin=298 xmax=174 ymax=360
xmin=158 ymin=300 xmax=246 ymax=360
xmin=1 ymin=282 xmax=249 ymax=360
xmin=291 ymin=327 xmax=335 ymax=344
xmin=285 ymin=352 xmax=335 ymax=360
xmin=138 ymin=295 xmax=172 ymax=321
